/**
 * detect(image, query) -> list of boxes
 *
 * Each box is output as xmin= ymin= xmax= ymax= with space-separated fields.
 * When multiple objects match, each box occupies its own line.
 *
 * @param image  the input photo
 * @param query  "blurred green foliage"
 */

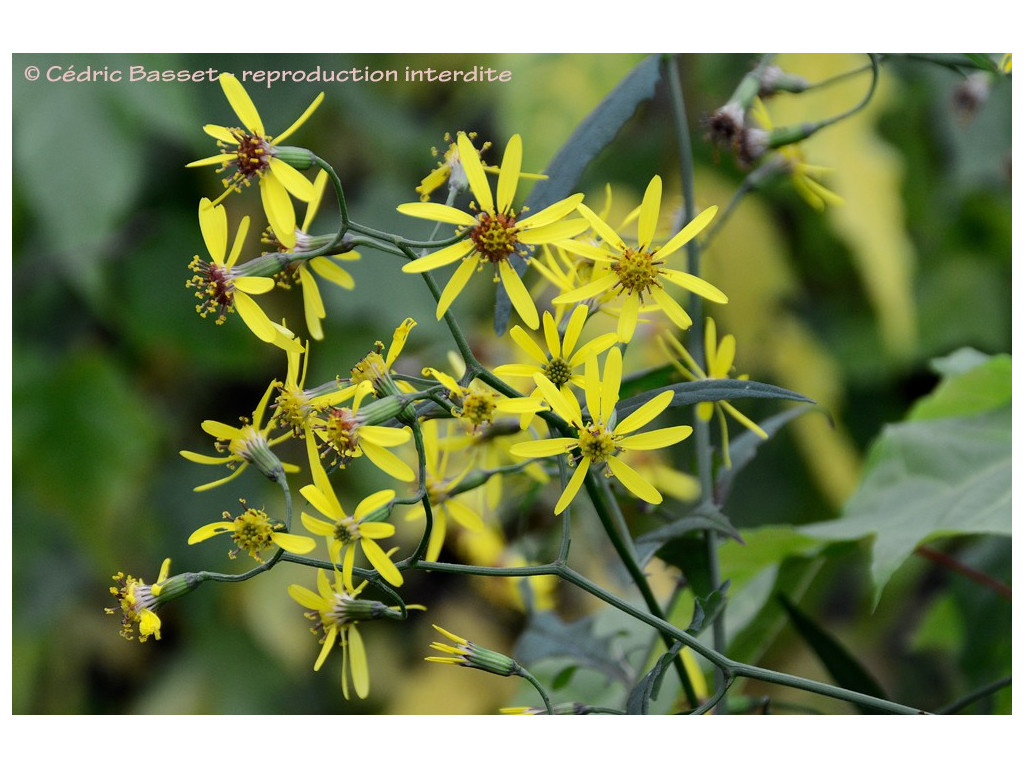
xmin=12 ymin=53 xmax=1010 ymax=714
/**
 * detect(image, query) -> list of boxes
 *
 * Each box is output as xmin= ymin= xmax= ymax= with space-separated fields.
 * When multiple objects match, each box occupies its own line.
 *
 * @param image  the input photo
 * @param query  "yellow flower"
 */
xmin=404 ymin=419 xmax=485 ymax=562
xmin=398 ymin=132 xmax=587 ymax=329
xmin=188 ymin=498 xmax=315 ymax=562
xmin=186 ymin=199 xmax=303 ymax=350
xmin=300 ymin=456 xmax=403 ymax=591
xmin=510 ymin=346 xmax=692 ymax=514
xmin=105 ymin=558 xmax=172 ymax=642
xmin=423 ymin=365 xmax=546 ymax=433
xmin=187 ymin=73 xmax=323 ymax=247
xmin=179 ymin=380 xmax=299 ymax=492
xmin=266 ymin=169 xmax=361 ymax=341
xmin=288 ymin=569 xmax=373 ymax=700
xmin=553 ymin=175 xmax=725 ymax=343
xmin=273 ymin=340 xmax=358 ymax=437
xmin=350 ymin=317 xmax=418 ymax=397
xmin=658 ymin=318 xmax=767 ymax=467
xmin=493 ymin=304 xmax=617 ymax=403
xmin=308 ymin=381 xmax=415 ymax=481
xmin=415 ymin=131 xmax=545 ymax=202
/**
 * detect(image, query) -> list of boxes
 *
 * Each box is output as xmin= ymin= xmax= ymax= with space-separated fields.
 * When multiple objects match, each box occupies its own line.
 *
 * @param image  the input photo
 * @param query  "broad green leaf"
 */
xmin=802 ymin=351 xmax=1010 ymax=605
xmin=494 ymin=54 xmax=665 ymax=334
xmin=908 ymin=350 xmax=1010 ymax=421
xmin=777 ymin=594 xmax=890 ymax=714
xmin=626 ymin=641 xmax=682 ymax=715
xmin=688 ymin=587 xmax=728 ymax=636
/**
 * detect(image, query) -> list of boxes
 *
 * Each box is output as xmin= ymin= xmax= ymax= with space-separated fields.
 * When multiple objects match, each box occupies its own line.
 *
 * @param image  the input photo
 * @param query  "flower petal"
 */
xmin=600 ymin=346 xmax=622 ymax=425
xmin=509 ymin=325 xmax=549 ymax=364
xmin=650 ymin=285 xmax=693 ymax=330
xmin=359 ymin=425 xmax=411 ymax=448
xmin=220 ymin=73 xmax=264 ymax=135
xmin=260 ymin=173 xmax=296 ymax=245
xmin=397 ymin=201 xmax=478 ymax=228
xmin=532 ymin=373 xmax=582 ymax=426
xmin=616 ymin=292 xmax=641 ymax=343
xmin=361 ymin=538 xmax=403 ymax=587
xmin=458 ymin=131 xmax=493 ymax=213
xmin=554 ymin=459 xmax=590 ymax=515
xmin=347 ymin=625 xmax=371 ymax=698
xmin=288 ymin=583 xmax=325 ymax=612
xmin=272 ymin=532 xmax=317 ymax=554
xmin=509 ymin=437 xmax=576 ymax=458
xmin=496 ymin=134 xmax=522 ymax=214
xmin=233 ymin=290 xmax=278 ymax=343
xmin=354 ymin=489 xmax=397 ymax=519
xmin=519 ymin=193 xmax=584 ymax=230
xmin=198 ymin=199 xmax=227 ymax=263
xmin=638 ymin=175 xmax=662 ymax=251
xmin=567 ymin=333 xmax=617 ymax=369
xmin=542 ymin=311 xmax=562 ymax=359
xmin=179 ymin=450 xmax=232 ymax=466
xmin=499 ymin=259 xmax=539 ymax=330
xmin=361 ymin=441 xmax=415 ymax=482
xmin=300 ymin=483 xmax=344 ymax=521
xmin=445 ymin=498 xmax=485 ymax=532
xmin=233 ymin=276 xmax=275 ymax=295
xmin=551 ymin=272 xmax=619 ymax=305
xmin=577 ymin=202 xmax=626 ymax=251
xmin=656 ymin=205 xmax=718 ymax=260
xmin=616 ymin=425 xmax=692 ymax=450
xmin=614 ymin=389 xmax=674 ymax=435
xmin=187 ymin=522 xmax=233 ymax=544
xmin=269 ymin=156 xmax=315 ymax=202
xmin=310 ymin=256 xmax=355 ymax=289
xmin=607 ymin=455 xmax=662 ymax=504
xmin=659 ymin=269 xmax=728 ymax=304
xmin=402 ymin=239 xmax=474 ymax=274
xmin=435 ymin=256 xmax=479 ymax=319
xmin=561 ymin=304 xmax=588 ymax=358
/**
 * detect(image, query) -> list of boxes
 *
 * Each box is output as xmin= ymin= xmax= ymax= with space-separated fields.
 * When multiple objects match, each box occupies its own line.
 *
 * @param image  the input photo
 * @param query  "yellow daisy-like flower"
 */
xmin=266 ymin=169 xmax=361 ymax=341
xmin=423 ymin=365 xmax=546 ymax=434
xmin=404 ymin=419 xmax=485 ymax=562
xmin=186 ymin=199 xmax=303 ymax=351
xmin=415 ymin=131 xmax=546 ymax=202
xmin=493 ymin=304 xmax=617 ymax=402
xmin=288 ymin=569 xmax=373 ymax=700
xmin=658 ymin=318 xmax=768 ymax=467
xmin=187 ymin=73 xmax=323 ymax=248
xmin=105 ymin=558 xmax=172 ymax=642
xmin=398 ymin=132 xmax=587 ymax=329
xmin=273 ymin=340 xmax=358 ymax=437
xmin=553 ymin=175 xmax=726 ymax=343
xmin=180 ymin=380 xmax=299 ymax=492
xmin=350 ymin=317 xmax=417 ymax=397
xmin=309 ymin=381 xmax=415 ymax=482
xmin=299 ymin=465 xmax=402 ymax=591
xmin=188 ymin=498 xmax=315 ymax=563
xmin=510 ymin=346 xmax=692 ymax=514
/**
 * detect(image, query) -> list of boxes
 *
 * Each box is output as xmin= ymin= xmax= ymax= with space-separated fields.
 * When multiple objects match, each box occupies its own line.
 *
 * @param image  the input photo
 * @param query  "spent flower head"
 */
xmin=187 ymin=73 xmax=323 ymax=247
xmin=425 ymin=624 xmax=520 ymax=676
xmin=106 ymin=558 xmax=196 ymax=642
xmin=398 ymin=132 xmax=587 ymax=329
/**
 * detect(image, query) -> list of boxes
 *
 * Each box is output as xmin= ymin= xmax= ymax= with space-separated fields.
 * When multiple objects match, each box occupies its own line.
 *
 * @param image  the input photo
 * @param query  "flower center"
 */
xmin=542 ymin=357 xmax=573 ymax=388
xmin=576 ymin=424 xmax=616 ymax=464
xmin=351 ymin=343 xmax=389 ymax=390
xmin=320 ymin=407 xmax=359 ymax=464
xmin=425 ymin=477 xmax=448 ymax=507
xmin=458 ymin=392 xmax=497 ymax=428
xmin=275 ymin=385 xmax=312 ymax=436
xmin=470 ymin=211 xmax=520 ymax=263
xmin=187 ymin=256 xmax=235 ymax=323
xmin=333 ymin=517 xmax=361 ymax=545
xmin=223 ymin=423 xmax=264 ymax=464
xmin=219 ymin=129 xmax=273 ymax=191
xmin=231 ymin=504 xmax=279 ymax=559
xmin=612 ymin=248 xmax=663 ymax=298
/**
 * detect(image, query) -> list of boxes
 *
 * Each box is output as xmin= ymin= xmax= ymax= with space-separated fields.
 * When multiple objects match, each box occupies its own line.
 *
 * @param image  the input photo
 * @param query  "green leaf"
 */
xmin=626 ymin=641 xmax=682 ymax=715
xmin=493 ymin=54 xmax=666 ymax=334
xmin=908 ymin=350 xmax=1011 ymax=421
xmin=962 ymin=53 xmax=1002 ymax=73
xmin=635 ymin=502 xmax=743 ymax=568
xmin=513 ymin=611 xmax=631 ymax=685
xmin=801 ymin=351 xmax=1011 ymax=605
xmin=614 ymin=379 xmax=815 ymax=421
xmin=551 ymin=665 xmax=578 ymax=691
xmin=688 ymin=586 xmax=728 ymax=635
xmin=777 ymin=594 xmax=890 ymax=714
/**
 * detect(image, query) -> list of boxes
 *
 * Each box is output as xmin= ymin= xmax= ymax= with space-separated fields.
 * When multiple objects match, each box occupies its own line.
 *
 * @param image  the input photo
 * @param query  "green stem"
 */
xmin=668 ymin=52 xmax=728 ymax=712
xmin=936 ymin=676 xmax=1012 ymax=715
xmin=406 ymin=419 xmax=433 ymax=566
xmin=517 ymin=667 xmax=555 ymax=715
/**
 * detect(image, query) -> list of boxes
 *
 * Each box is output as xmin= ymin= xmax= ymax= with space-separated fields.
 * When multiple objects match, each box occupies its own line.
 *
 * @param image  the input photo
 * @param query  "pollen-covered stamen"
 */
xmin=470 ymin=211 xmax=520 ymax=264
xmin=219 ymin=129 xmax=274 ymax=190
xmin=106 ymin=573 xmax=157 ymax=641
xmin=542 ymin=357 xmax=573 ymax=388
xmin=576 ymin=424 xmax=617 ymax=464
xmin=457 ymin=392 xmax=497 ymax=429
xmin=227 ymin=500 xmax=282 ymax=561
xmin=318 ymin=407 xmax=360 ymax=466
xmin=612 ymin=248 xmax=664 ymax=300
xmin=351 ymin=342 xmax=388 ymax=391
xmin=217 ymin=421 xmax=263 ymax=466
xmin=275 ymin=383 xmax=313 ymax=436
xmin=187 ymin=255 xmax=236 ymax=323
